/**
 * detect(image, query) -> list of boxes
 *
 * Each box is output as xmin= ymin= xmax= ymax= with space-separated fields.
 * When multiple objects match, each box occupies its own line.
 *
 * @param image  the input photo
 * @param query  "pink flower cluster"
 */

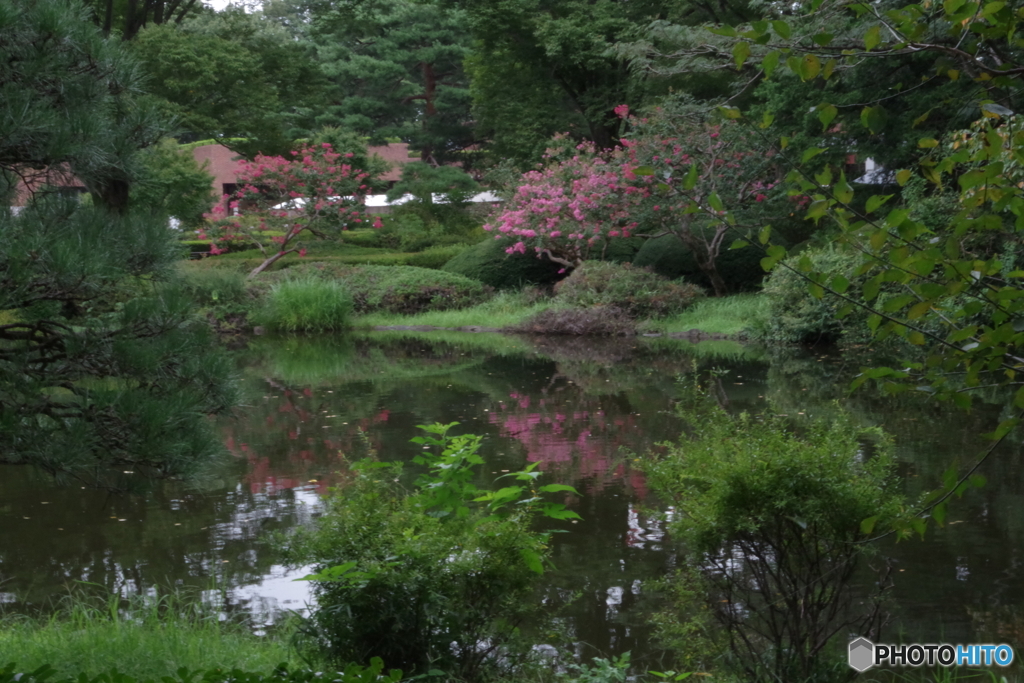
xmin=201 ymin=142 xmax=376 ymax=263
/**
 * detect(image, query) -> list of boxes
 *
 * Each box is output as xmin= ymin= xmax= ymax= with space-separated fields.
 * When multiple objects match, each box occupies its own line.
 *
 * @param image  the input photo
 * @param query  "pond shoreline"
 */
xmin=370 ymin=323 xmax=745 ymax=342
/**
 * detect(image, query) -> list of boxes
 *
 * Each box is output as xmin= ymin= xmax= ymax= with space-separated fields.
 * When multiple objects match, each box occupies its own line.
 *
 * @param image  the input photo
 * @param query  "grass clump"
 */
xmin=640 ymin=293 xmax=767 ymax=337
xmin=554 ymin=261 xmax=704 ymax=318
xmin=256 ymin=277 xmax=353 ymax=332
xmin=0 ymin=591 xmax=302 ymax=679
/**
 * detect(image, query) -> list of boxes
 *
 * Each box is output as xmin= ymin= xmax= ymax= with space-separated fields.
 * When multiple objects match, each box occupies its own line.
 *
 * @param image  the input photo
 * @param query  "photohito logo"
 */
xmin=848 ymin=638 xmax=1015 ymax=672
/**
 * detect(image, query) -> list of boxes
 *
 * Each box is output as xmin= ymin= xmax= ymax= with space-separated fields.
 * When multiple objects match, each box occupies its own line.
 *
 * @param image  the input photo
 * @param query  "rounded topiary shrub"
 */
xmin=632 ymin=231 xmax=770 ymax=292
xmin=442 ymin=238 xmax=564 ymax=289
xmin=554 ymin=261 xmax=704 ymax=318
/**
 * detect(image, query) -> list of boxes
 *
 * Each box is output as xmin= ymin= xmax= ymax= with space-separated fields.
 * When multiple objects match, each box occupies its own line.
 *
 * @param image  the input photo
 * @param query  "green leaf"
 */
xmin=709 ymin=25 xmax=738 ymax=37
xmin=707 ymin=193 xmax=725 ymax=212
xmin=632 ymin=166 xmax=655 ymax=176
xmin=860 ymin=516 xmax=879 ymax=535
xmin=538 ymin=483 xmax=579 ymax=494
xmin=719 ymin=105 xmax=742 ymax=120
xmin=733 ymin=41 xmax=751 ymax=70
xmin=730 ymin=239 xmax=750 ymax=249
xmin=861 ymin=105 xmax=888 ymax=133
xmin=896 ymin=169 xmax=913 ymax=186
xmin=799 ymin=54 xmax=821 ymax=81
xmin=864 ymin=24 xmax=882 ymax=50
xmin=865 ymin=194 xmax=893 ymax=213
xmin=762 ymin=50 xmax=780 ymax=78
xmin=801 ymin=147 xmax=827 ymax=163
xmin=932 ymin=501 xmax=947 ymax=526
xmin=831 ymin=274 xmax=851 ymax=293
xmin=772 ymin=20 xmax=792 ymax=38
xmin=817 ymin=103 xmax=838 ymax=130
xmin=520 ymin=548 xmax=544 ymax=574
xmin=759 ymin=225 xmax=772 ymax=244
xmin=684 ymin=164 xmax=698 ymax=190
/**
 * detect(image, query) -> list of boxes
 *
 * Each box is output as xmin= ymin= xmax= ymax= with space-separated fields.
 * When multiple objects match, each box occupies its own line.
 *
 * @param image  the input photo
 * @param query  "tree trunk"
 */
xmin=249 ymin=248 xmax=297 ymax=278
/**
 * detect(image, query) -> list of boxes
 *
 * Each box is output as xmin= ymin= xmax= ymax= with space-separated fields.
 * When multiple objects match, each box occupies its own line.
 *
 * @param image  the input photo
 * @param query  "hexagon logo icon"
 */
xmin=849 ymin=637 xmax=875 ymax=672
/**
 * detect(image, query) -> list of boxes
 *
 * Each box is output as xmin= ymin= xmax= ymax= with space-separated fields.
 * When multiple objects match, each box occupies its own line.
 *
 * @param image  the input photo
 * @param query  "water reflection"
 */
xmin=1 ymin=332 xmax=1023 ymax=668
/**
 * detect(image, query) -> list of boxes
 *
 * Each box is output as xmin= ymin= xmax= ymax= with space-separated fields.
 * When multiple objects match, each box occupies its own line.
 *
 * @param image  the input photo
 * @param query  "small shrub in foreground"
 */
xmin=256 ymin=277 xmax=353 ymax=332
xmin=554 ymin=261 xmax=704 ymax=318
xmin=288 ymin=424 xmax=580 ymax=681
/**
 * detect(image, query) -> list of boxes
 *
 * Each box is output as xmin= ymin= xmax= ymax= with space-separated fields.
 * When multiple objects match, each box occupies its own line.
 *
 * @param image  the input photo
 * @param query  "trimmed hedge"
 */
xmin=632 ymin=231 xmax=770 ymax=292
xmin=442 ymin=238 xmax=564 ymax=289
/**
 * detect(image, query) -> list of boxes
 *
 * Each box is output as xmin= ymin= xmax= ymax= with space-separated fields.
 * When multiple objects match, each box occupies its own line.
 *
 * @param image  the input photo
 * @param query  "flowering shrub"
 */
xmin=200 ymin=142 xmax=379 ymax=277
xmin=484 ymin=108 xmax=784 ymax=295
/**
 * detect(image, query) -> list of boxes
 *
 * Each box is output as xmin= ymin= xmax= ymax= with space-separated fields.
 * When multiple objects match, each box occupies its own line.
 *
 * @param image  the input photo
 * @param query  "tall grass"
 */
xmin=0 ymin=590 xmax=303 ymax=678
xmin=256 ymin=277 xmax=353 ymax=332
xmin=640 ymin=293 xmax=767 ymax=337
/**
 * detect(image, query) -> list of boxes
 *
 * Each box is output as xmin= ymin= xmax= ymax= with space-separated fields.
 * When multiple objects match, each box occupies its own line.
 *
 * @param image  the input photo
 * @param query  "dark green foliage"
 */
xmin=0 ymin=0 xmax=233 ymax=490
xmin=255 ymin=278 xmax=354 ymax=332
xmin=508 ymin=306 xmax=636 ymax=336
xmin=308 ymin=0 xmax=474 ymax=163
xmin=0 ymin=661 xmax=400 ymax=683
xmin=553 ymin=261 xmax=705 ymax=318
xmin=177 ymin=267 xmax=250 ymax=308
xmin=645 ymin=384 xmax=901 ymax=681
xmin=442 ymin=238 xmax=564 ymax=289
xmin=404 ymin=243 xmax=471 ymax=269
xmin=131 ymin=139 xmax=215 ymax=228
xmin=633 ymin=233 xmax=768 ymax=292
xmin=758 ymin=246 xmax=869 ymax=344
xmin=289 ymin=264 xmax=487 ymax=314
xmin=132 ymin=9 xmax=328 ymax=158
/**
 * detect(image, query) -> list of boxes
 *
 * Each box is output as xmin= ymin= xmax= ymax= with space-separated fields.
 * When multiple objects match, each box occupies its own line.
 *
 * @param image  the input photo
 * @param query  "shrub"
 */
xmin=404 ymin=243 xmax=470 ymax=269
xmin=644 ymin=382 xmax=901 ymax=682
xmin=507 ymin=306 xmax=636 ymax=336
xmin=177 ymin=266 xmax=249 ymax=308
xmin=757 ymin=246 xmax=867 ymax=344
xmin=632 ymin=231 xmax=770 ymax=292
xmin=289 ymin=424 xmax=579 ymax=680
xmin=297 ymin=264 xmax=487 ymax=314
xmin=553 ymin=261 xmax=704 ymax=318
xmin=255 ymin=277 xmax=354 ymax=332
xmin=443 ymin=237 xmax=564 ymax=289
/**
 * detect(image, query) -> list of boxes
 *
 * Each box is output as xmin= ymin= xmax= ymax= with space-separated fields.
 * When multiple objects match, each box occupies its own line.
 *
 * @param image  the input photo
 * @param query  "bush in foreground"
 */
xmin=553 ymin=261 xmax=704 ymax=318
xmin=288 ymin=424 xmax=580 ymax=681
xmin=632 ymin=232 xmax=769 ymax=293
xmin=331 ymin=264 xmax=487 ymax=314
xmin=255 ymin=277 xmax=354 ymax=332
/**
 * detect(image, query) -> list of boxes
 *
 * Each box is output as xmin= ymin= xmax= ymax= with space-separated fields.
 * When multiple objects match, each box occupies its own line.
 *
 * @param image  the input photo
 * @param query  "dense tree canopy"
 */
xmin=132 ymin=7 xmax=328 ymax=157
xmin=306 ymin=0 xmax=475 ymax=164
xmin=1 ymin=0 xmax=233 ymax=489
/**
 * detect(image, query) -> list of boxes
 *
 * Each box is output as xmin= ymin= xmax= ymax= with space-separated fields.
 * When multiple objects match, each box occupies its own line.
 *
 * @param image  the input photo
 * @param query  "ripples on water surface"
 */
xmin=1 ymin=331 xmax=1022 ymax=665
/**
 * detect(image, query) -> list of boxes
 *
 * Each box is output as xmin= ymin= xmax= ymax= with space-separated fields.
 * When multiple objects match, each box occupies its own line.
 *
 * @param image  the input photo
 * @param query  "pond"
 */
xmin=1 ymin=331 xmax=1022 ymax=668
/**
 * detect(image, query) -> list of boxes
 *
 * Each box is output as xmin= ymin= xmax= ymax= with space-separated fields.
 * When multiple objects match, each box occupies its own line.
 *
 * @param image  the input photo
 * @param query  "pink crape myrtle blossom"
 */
xmin=483 ymin=115 xmax=779 ymax=294
xmin=202 ymin=142 xmax=375 ymax=278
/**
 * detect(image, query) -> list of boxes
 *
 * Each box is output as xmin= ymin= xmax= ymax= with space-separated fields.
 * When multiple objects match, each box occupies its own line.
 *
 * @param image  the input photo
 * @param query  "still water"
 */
xmin=1 ymin=332 xmax=1022 ymax=666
